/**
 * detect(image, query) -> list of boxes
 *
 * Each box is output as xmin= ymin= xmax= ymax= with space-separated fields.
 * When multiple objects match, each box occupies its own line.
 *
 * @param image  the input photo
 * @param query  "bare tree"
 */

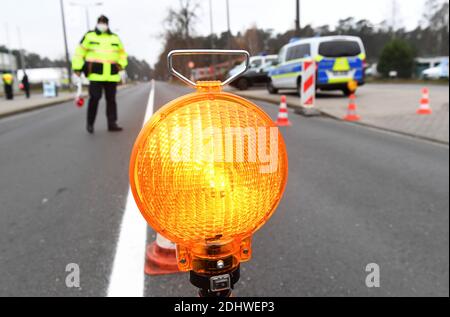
xmin=166 ymin=0 xmax=199 ymax=39
xmin=422 ymin=0 xmax=441 ymax=28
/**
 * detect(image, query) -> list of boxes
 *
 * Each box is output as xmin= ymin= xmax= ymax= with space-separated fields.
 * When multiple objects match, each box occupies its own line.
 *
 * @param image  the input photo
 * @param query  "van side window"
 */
xmin=250 ymin=59 xmax=262 ymax=69
xmin=286 ymin=47 xmax=295 ymax=61
xmin=278 ymin=47 xmax=287 ymax=63
xmin=297 ymin=44 xmax=311 ymax=59
xmin=286 ymin=44 xmax=311 ymax=61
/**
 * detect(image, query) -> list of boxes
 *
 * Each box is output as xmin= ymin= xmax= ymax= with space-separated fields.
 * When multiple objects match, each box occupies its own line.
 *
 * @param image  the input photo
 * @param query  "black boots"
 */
xmin=86 ymin=123 xmax=123 ymax=133
xmin=108 ymin=123 xmax=123 ymax=132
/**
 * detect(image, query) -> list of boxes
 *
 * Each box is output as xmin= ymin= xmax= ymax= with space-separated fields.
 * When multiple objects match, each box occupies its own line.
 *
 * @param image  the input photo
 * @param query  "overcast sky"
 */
xmin=0 ymin=0 xmax=429 ymax=66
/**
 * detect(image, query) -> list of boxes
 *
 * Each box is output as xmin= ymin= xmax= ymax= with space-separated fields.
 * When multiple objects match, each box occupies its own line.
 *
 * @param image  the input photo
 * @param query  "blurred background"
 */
xmin=0 ymin=0 xmax=448 ymax=87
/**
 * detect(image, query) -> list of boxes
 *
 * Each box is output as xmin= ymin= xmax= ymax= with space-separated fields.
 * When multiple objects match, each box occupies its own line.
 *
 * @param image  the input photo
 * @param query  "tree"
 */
xmin=153 ymin=0 xmax=449 ymax=79
xmin=336 ymin=17 xmax=356 ymax=35
xmin=426 ymin=0 xmax=449 ymax=55
xmin=422 ymin=0 xmax=443 ymax=27
xmin=166 ymin=0 xmax=199 ymax=39
xmin=377 ymin=39 xmax=415 ymax=78
xmin=126 ymin=57 xmax=153 ymax=81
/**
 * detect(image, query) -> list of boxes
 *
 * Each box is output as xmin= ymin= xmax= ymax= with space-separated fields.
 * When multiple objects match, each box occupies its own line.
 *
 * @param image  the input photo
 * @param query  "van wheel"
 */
xmin=297 ymin=77 xmax=302 ymax=96
xmin=237 ymin=78 xmax=249 ymax=90
xmin=267 ymin=81 xmax=278 ymax=94
xmin=342 ymin=87 xmax=354 ymax=96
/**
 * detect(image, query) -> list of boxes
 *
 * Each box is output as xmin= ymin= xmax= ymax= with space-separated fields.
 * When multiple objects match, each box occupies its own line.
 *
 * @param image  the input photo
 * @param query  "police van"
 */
xmin=267 ymin=36 xmax=366 ymax=96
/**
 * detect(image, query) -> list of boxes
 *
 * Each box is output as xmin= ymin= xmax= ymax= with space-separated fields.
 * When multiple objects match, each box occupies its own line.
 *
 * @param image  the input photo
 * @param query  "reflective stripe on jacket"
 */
xmin=71 ymin=29 xmax=128 ymax=82
xmin=2 ymin=73 xmax=13 ymax=85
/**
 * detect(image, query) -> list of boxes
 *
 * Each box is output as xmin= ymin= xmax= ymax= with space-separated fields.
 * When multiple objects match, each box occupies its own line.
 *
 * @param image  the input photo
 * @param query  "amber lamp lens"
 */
xmin=129 ymin=89 xmax=288 ymax=249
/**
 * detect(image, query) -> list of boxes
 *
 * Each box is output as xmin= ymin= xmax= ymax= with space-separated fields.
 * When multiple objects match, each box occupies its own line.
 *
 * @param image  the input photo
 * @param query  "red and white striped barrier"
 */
xmin=301 ymin=60 xmax=316 ymax=108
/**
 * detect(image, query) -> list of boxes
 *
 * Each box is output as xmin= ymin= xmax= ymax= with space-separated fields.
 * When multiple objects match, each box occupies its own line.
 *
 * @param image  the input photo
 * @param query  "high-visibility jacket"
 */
xmin=2 ymin=73 xmax=13 ymax=85
xmin=72 ymin=29 xmax=128 ymax=82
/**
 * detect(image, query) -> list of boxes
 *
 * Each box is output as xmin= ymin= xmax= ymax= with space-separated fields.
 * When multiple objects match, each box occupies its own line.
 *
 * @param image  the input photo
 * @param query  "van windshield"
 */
xmin=318 ymin=40 xmax=361 ymax=57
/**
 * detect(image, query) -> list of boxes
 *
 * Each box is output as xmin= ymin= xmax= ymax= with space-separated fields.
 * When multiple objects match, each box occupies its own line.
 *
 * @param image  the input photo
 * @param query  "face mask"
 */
xmin=96 ymin=23 xmax=108 ymax=33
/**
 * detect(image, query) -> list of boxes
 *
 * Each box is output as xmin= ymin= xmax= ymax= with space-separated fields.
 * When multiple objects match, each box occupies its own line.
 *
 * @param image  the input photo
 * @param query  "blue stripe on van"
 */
xmin=269 ymin=61 xmax=302 ymax=77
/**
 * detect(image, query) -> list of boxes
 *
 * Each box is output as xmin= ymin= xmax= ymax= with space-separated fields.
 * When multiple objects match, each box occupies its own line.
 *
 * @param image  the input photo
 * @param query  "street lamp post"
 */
xmin=295 ymin=0 xmax=301 ymax=35
xmin=17 ymin=27 xmax=26 ymax=71
xmin=3 ymin=23 xmax=13 ymax=71
xmin=225 ymin=0 xmax=232 ymax=72
xmin=209 ymin=0 xmax=216 ymax=78
xmin=225 ymin=0 xmax=232 ymax=52
xmin=59 ymin=0 xmax=72 ymax=86
xmin=70 ymin=1 xmax=103 ymax=31
xmin=209 ymin=0 xmax=214 ymax=47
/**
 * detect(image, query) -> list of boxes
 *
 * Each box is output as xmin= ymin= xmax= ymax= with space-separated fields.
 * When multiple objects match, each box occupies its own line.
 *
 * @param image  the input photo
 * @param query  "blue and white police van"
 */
xmin=267 ymin=36 xmax=367 ymax=96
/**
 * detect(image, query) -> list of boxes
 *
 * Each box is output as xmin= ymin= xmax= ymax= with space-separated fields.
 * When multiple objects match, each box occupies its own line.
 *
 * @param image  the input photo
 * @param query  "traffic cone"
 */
xmin=275 ymin=95 xmax=292 ymax=126
xmin=416 ymin=88 xmax=432 ymax=115
xmin=145 ymin=233 xmax=180 ymax=275
xmin=343 ymin=94 xmax=360 ymax=121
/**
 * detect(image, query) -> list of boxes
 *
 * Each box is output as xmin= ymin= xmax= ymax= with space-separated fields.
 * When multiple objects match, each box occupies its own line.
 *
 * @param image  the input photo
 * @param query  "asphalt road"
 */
xmin=0 ymin=82 xmax=448 ymax=297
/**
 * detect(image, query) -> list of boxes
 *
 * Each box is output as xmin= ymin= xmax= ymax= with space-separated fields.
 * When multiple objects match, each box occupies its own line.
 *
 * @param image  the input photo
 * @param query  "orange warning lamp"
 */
xmin=347 ymin=79 xmax=358 ymax=93
xmin=130 ymin=50 xmax=288 ymax=296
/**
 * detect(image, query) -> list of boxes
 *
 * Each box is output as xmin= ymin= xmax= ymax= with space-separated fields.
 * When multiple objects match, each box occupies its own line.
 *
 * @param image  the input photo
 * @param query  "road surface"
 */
xmin=0 ymin=82 xmax=448 ymax=297
xmin=233 ymin=83 xmax=450 ymax=144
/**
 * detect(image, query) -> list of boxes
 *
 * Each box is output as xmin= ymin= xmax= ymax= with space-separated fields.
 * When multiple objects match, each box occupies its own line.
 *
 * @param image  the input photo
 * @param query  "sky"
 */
xmin=0 ymin=0 xmax=430 ymax=66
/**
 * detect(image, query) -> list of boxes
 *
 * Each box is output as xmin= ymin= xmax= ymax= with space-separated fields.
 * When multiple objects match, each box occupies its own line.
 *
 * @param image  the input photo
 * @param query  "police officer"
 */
xmin=72 ymin=15 xmax=128 ymax=134
xmin=2 ymin=72 xmax=14 ymax=100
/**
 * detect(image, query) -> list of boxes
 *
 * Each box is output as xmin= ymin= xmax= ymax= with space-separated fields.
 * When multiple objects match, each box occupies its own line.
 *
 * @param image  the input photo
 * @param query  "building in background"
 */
xmin=17 ymin=68 xmax=69 ymax=86
xmin=0 ymin=52 xmax=17 ymax=72
xmin=16 ymin=68 xmax=127 ymax=87
xmin=0 ymin=52 xmax=18 ymax=92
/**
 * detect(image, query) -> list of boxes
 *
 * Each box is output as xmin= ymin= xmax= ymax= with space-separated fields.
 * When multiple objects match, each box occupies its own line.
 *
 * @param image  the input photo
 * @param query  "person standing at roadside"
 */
xmin=2 ymin=72 xmax=14 ymax=100
xmin=21 ymin=72 xmax=30 ymax=98
xmin=71 ymin=15 xmax=128 ymax=134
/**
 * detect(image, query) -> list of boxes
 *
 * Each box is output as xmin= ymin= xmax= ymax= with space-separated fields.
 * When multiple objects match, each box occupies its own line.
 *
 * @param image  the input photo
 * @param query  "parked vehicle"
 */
xmin=267 ymin=36 xmax=367 ymax=96
xmin=365 ymin=63 xmax=379 ymax=78
xmin=421 ymin=57 xmax=449 ymax=79
xmin=229 ymin=55 xmax=278 ymax=90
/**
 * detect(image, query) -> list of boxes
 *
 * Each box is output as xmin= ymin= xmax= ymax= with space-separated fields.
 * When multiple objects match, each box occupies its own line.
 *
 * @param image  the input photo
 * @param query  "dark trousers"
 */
xmin=4 ymin=84 xmax=13 ymax=100
xmin=87 ymin=81 xmax=118 ymax=126
xmin=24 ymin=86 xmax=30 ymax=98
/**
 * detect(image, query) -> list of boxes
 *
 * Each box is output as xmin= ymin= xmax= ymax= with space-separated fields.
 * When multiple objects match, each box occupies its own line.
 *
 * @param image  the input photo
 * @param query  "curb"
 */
xmin=235 ymin=91 xmax=449 ymax=146
xmin=0 ymin=96 xmax=74 ymax=119
xmin=234 ymin=93 xmax=303 ymax=111
xmin=0 ymin=83 xmax=136 ymax=120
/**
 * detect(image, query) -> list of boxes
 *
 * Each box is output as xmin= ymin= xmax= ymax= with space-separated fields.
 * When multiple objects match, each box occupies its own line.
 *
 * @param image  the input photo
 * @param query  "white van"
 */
xmin=422 ymin=57 xmax=449 ymax=79
xmin=268 ymin=36 xmax=367 ymax=95
xmin=229 ymin=55 xmax=278 ymax=90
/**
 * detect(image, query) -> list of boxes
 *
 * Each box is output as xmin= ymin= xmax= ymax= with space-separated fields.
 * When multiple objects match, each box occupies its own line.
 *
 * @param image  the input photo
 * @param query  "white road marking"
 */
xmin=144 ymin=80 xmax=157 ymax=122
xmin=107 ymin=80 xmax=156 ymax=297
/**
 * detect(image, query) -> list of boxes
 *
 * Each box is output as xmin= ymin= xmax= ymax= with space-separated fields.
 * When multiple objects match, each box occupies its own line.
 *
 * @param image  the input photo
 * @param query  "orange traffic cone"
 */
xmin=343 ymin=94 xmax=360 ymax=121
xmin=145 ymin=233 xmax=180 ymax=275
xmin=275 ymin=95 xmax=291 ymax=126
xmin=416 ymin=88 xmax=432 ymax=115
